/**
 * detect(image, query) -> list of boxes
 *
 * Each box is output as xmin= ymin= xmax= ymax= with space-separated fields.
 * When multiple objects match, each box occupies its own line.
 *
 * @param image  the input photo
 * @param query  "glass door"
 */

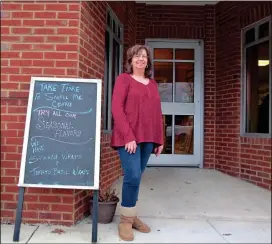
xmin=146 ymin=40 xmax=203 ymax=167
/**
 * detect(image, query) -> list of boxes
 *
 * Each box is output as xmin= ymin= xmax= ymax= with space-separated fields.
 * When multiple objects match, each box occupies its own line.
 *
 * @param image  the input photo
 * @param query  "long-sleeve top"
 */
xmin=111 ymin=73 xmax=164 ymax=149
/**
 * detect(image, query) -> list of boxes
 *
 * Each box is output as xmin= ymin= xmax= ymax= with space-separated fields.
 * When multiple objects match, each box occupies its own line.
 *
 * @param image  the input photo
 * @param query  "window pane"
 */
xmin=154 ymin=62 xmax=173 ymax=102
xmin=107 ymin=12 xmax=111 ymax=26
xmin=117 ymin=26 xmax=121 ymax=38
xmin=175 ymin=62 xmax=194 ymax=103
xmin=162 ymin=115 xmax=172 ymax=154
xmin=245 ymin=41 xmax=270 ymax=133
xmin=112 ymin=20 xmax=116 ymax=33
xmin=175 ymin=49 xmax=194 ymax=60
xmin=174 ymin=115 xmax=194 ymax=154
xmin=245 ymin=28 xmax=255 ymax=44
xmin=154 ymin=48 xmax=173 ymax=59
xmin=111 ymin=38 xmax=120 ymax=127
xmin=259 ymin=22 xmax=269 ymax=39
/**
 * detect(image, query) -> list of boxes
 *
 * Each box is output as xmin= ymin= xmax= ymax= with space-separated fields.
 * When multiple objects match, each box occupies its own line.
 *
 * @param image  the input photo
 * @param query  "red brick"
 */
xmin=2 ymin=3 xmax=22 ymax=10
xmin=1 ymin=19 xmax=22 ymax=26
xmin=22 ymin=211 xmax=39 ymax=219
xmin=33 ymin=44 xmax=55 ymax=50
xmin=46 ymin=36 xmax=67 ymax=43
xmin=57 ymin=28 xmax=78 ymax=35
xmin=34 ymin=28 xmax=56 ymax=35
xmin=23 ymin=4 xmax=45 ymax=11
xmin=46 ymin=20 xmax=68 ymax=26
xmin=27 ymin=203 xmax=50 ymax=211
xmin=43 ymin=68 xmax=65 ymax=75
xmin=11 ymin=44 xmax=32 ymax=50
xmin=56 ymin=44 xmax=78 ymax=52
xmin=23 ymin=20 xmax=45 ymax=27
xmin=33 ymin=60 xmax=55 ymax=67
xmin=52 ymin=204 xmax=73 ymax=212
xmin=4 ymin=202 xmax=17 ymax=210
xmin=1 ymin=210 xmax=15 ymax=218
xmin=39 ymin=212 xmax=62 ymax=220
xmin=21 ymin=52 xmax=43 ymax=59
xmin=23 ymin=36 xmax=45 ymax=43
xmin=1 ymin=193 xmax=15 ymax=201
xmin=35 ymin=12 xmax=57 ymax=19
xmin=1 ymin=36 xmax=21 ymax=42
xmin=45 ymin=3 xmax=68 ymax=11
xmin=39 ymin=195 xmax=62 ymax=203
xmin=58 ymin=12 xmax=80 ymax=19
xmin=12 ymin=12 xmax=33 ymax=18
xmin=11 ymin=27 xmax=32 ymax=34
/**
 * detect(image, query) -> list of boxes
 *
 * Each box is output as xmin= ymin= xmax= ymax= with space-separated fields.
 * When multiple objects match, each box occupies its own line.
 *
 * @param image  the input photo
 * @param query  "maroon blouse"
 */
xmin=111 ymin=73 xmax=164 ymax=148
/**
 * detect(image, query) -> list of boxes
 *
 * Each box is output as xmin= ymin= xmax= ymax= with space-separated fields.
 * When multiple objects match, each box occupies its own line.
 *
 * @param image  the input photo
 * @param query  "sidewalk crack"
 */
xmin=26 ymin=225 xmax=39 ymax=243
xmin=207 ymin=219 xmax=229 ymax=243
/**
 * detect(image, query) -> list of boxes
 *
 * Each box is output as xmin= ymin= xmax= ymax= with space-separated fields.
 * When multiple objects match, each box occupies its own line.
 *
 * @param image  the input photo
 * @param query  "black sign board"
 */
xmin=14 ymin=77 xmax=102 ymax=243
xmin=18 ymin=77 xmax=101 ymax=189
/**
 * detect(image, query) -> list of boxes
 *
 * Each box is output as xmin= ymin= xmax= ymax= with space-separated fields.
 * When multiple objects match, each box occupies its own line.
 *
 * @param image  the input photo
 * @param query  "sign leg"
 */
xmin=13 ymin=187 xmax=25 ymax=242
xmin=91 ymin=190 xmax=99 ymax=243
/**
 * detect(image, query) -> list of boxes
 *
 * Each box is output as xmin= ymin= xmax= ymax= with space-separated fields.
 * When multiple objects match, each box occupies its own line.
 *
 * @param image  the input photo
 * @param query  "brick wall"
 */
xmin=135 ymin=3 xmax=216 ymax=168
xmin=1 ymin=1 xmax=82 ymax=226
xmin=215 ymin=1 xmax=272 ymax=190
xmin=0 ymin=1 xmax=134 ymax=225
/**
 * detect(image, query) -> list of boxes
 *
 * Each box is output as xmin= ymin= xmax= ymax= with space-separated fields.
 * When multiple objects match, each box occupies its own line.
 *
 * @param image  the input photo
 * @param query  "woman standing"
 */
xmin=111 ymin=44 xmax=164 ymax=241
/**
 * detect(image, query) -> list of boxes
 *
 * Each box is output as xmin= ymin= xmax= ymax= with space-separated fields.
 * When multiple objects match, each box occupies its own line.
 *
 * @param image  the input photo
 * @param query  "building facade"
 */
xmin=1 ymin=1 xmax=271 ymax=225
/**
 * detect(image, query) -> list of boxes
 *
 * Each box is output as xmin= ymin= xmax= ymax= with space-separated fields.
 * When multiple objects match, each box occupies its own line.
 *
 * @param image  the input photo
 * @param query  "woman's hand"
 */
xmin=125 ymin=140 xmax=137 ymax=154
xmin=154 ymin=145 xmax=164 ymax=157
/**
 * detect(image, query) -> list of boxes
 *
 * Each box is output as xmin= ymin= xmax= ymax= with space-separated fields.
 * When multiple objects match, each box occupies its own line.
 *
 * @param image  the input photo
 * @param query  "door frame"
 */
xmin=145 ymin=38 xmax=204 ymax=168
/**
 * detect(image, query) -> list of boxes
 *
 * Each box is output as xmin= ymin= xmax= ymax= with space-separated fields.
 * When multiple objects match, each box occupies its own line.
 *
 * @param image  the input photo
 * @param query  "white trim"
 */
xmin=145 ymin=39 xmax=204 ymax=168
xmin=18 ymin=77 xmax=102 ymax=190
xmin=136 ymin=1 xmax=218 ymax=6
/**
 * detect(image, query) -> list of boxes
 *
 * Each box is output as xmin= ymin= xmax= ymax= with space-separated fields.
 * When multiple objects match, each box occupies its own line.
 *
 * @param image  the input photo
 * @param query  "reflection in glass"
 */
xmin=154 ymin=62 xmax=173 ymax=102
xmin=246 ymin=40 xmax=269 ymax=133
xmin=174 ymin=115 xmax=194 ymax=154
xmin=162 ymin=115 xmax=172 ymax=154
xmin=175 ymin=63 xmax=194 ymax=103
xmin=245 ymin=28 xmax=255 ymax=44
xmin=175 ymin=49 xmax=194 ymax=60
xmin=154 ymin=48 xmax=173 ymax=59
xmin=258 ymin=21 xmax=269 ymax=39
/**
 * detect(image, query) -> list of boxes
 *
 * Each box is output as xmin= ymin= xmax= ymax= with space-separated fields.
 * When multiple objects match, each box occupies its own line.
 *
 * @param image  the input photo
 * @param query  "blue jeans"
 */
xmin=117 ymin=142 xmax=154 ymax=208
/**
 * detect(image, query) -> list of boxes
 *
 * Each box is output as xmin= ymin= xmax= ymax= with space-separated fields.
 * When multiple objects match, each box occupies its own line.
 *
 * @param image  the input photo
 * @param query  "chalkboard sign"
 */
xmin=18 ymin=77 xmax=102 ymax=190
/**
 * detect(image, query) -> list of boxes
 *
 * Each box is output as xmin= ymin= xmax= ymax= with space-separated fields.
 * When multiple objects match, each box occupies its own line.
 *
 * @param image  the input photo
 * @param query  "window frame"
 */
xmin=103 ymin=7 xmax=124 ymax=131
xmin=240 ymin=16 xmax=272 ymax=138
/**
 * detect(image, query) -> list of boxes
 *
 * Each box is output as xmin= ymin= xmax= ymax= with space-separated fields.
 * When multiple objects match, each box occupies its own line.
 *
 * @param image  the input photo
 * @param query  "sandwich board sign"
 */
xmin=13 ymin=77 xmax=102 ymax=243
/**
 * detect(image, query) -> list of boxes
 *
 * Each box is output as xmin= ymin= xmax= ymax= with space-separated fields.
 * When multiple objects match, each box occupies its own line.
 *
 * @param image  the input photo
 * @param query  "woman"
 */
xmin=111 ymin=44 xmax=164 ymax=241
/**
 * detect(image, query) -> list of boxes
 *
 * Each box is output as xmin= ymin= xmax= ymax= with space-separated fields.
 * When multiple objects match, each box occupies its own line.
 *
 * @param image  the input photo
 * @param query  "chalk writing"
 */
xmin=31 ymin=136 xmax=92 ymax=145
xmin=33 ymin=107 xmax=92 ymax=115
xmin=30 ymin=138 xmax=44 ymax=154
xmin=22 ymin=80 xmax=97 ymax=187
xmin=29 ymin=167 xmax=90 ymax=176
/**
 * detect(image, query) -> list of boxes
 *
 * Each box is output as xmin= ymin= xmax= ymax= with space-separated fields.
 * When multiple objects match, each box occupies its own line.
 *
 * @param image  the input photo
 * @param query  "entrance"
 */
xmin=146 ymin=39 xmax=204 ymax=167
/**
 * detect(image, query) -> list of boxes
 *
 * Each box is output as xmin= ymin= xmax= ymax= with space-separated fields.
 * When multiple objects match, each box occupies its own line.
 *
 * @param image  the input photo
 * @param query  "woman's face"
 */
xmin=131 ymin=48 xmax=148 ymax=71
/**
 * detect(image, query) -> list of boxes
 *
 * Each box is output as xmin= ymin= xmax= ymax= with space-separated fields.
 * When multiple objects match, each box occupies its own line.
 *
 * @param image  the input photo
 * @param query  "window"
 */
xmin=104 ymin=9 xmax=123 ymax=130
xmin=241 ymin=17 xmax=271 ymax=136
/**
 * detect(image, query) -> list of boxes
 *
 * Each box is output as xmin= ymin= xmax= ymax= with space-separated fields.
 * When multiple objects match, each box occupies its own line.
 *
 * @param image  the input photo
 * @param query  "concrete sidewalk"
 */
xmin=1 ymin=217 xmax=271 ymax=243
xmin=2 ymin=168 xmax=271 ymax=243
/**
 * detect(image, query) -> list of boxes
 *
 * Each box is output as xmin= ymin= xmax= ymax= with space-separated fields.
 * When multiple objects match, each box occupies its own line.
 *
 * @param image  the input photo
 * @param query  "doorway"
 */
xmin=146 ymin=39 xmax=204 ymax=167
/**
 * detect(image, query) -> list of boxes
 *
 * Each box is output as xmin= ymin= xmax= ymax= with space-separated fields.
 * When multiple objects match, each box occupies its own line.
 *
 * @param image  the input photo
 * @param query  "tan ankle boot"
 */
xmin=118 ymin=206 xmax=136 ymax=241
xmin=133 ymin=216 xmax=151 ymax=233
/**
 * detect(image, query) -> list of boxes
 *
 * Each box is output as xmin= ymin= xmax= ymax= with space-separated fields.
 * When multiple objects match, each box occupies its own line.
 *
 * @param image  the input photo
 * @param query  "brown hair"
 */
xmin=125 ymin=44 xmax=152 ymax=78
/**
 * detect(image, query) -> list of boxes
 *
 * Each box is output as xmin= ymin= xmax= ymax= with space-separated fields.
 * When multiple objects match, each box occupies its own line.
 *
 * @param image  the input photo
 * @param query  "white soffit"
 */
xmin=136 ymin=1 xmax=218 ymax=5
